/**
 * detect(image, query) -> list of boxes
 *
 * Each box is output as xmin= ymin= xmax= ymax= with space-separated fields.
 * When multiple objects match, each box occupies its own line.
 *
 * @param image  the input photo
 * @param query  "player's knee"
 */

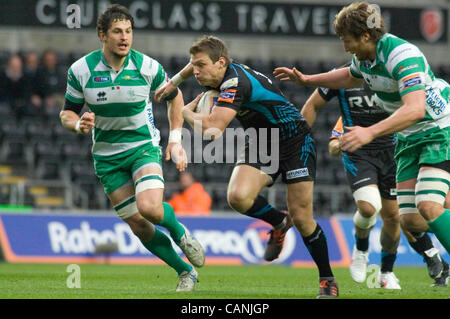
xmin=416 ymin=201 xmax=443 ymax=221
xmin=289 ymin=205 xmax=313 ymax=228
xmin=400 ymin=213 xmax=426 ymax=232
xmin=227 ymin=190 xmax=251 ymax=212
xmin=415 ymin=168 xmax=449 ymax=220
xmin=137 ymin=198 xmax=163 ymax=223
xmin=381 ymin=210 xmax=400 ymax=226
xmin=353 ymin=186 xmax=382 ymax=216
xmin=356 ymin=200 xmax=377 ymax=217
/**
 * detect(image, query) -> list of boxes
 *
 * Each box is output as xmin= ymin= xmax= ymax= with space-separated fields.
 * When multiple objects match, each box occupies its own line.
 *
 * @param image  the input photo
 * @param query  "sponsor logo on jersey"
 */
xmin=331 ymin=129 xmax=342 ymax=138
xmin=220 ymin=77 xmax=239 ymax=90
xmin=126 ymin=89 xmax=136 ymax=101
xmin=96 ymin=91 xmax=107 ymax=102
xmin=122 ymin=75 xmax=140 ymax=80
xmin=93 ymin=76 xmax=111 ymax=83
xmin=398 ymin=64 xmax=419 ymax=75
xmin=425 ymin=87 xmax=447 ymax=116
xmin=402 ymin=74 xmax=422 ymax=89
xmin=218 ymin=89 xmax=236 ymax=103
xmin=286 ymin=167 xmax=309 ymax=180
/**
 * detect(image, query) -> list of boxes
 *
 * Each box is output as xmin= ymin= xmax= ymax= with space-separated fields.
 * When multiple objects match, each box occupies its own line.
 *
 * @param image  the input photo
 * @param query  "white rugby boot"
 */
xmin=350 ymin=246 xmax=369 ymax=283
xmin=176 ymin=268 xmax=198 ymax=292
xmin=380 ymin=271 xmax=401 ymax=289
xmin=178 ymin=224 xmax=205 ymax=267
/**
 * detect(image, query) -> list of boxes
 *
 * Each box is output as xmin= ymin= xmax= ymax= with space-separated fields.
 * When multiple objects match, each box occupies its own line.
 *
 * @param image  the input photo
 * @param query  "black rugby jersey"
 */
xmin=318 ymin=64 xmax=396 ymax=150
xmin=212 ymin=62 xmax=311 ymax=155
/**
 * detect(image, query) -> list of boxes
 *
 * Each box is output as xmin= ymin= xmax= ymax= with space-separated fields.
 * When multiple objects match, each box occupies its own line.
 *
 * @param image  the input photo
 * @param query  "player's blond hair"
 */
xmin=189 ymin=35 xmax=233 ymax=66
xmin=334 ymin=2 xmax=386 ymax=43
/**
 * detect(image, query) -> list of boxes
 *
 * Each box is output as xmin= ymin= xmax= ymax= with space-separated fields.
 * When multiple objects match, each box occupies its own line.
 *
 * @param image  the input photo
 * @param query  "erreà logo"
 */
xmin=420 ymin=9 xmax=443 ymax=43
xmin=97 ymin=91 xmax=107 ymax=102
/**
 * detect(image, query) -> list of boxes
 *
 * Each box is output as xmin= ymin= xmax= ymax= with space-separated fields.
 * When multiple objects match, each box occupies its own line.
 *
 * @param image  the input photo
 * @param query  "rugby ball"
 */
xmin=195 ymin=90 xmax=219 ymax=114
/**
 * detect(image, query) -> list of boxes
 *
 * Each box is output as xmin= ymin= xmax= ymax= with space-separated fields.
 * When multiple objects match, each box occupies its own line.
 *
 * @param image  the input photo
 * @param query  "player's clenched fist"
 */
xmin=78 ymin=112 xmax=95 ymax=134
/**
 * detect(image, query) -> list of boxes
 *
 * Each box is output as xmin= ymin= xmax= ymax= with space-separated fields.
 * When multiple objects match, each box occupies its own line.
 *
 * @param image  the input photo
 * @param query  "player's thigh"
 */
xmin=107 ymin=183 xmax=140 ymax=221
xmin=342 ymin=150 xmax=379 ymax=193
xmin=397 ymin=178 xmax=427 ymax=231
xmin=227 ymin=164 xmax=272 ymax=201
xmin=133 ymin=164 xmax=165 ymax=218
xmin=108 ymin=185 xmax=154 ymax=239
xmin=377 ymin=147 xmax=398 ymax=199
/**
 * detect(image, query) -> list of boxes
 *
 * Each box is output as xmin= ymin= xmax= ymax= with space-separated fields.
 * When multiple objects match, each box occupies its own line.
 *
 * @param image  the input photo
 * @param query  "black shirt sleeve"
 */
xmin=317 ymin=87 xmax=338 ymax=101
xmin=63 ymin=98 xmax=84 ymax=114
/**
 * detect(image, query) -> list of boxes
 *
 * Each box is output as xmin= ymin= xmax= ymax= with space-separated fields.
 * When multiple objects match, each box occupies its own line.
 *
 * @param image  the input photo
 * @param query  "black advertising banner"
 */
xmin=0 ymin=0 xmax=448 ymax=43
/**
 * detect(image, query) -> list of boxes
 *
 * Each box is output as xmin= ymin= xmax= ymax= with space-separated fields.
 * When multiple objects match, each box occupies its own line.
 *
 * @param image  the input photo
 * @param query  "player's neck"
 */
xmin=210 ymin=68 xmax=227 ymax=88
xmin=102 ymin=49 xmax=127 ymax=72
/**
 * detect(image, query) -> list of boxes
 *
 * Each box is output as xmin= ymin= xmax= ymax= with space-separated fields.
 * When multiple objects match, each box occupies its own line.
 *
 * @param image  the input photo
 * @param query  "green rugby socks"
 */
xmin=427 ymin=209 xmax=450 ymax=254
xmin=141 ymin=227 xmax=192 ymax=275
xmin=155 ymin=202 xmax=186 ymax=244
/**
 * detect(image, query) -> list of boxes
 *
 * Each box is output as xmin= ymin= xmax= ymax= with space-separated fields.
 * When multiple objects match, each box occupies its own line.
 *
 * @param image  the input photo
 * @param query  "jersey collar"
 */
xmin=100 ymin=50 xmax=131 ymax=72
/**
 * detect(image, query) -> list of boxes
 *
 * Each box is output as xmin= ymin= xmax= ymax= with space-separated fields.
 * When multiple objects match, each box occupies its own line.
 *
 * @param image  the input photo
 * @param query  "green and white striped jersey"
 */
xmin=65 ymin=49 xmax=168 ymax=160
xmin=350 ymin=33 xmax=450 ymax=141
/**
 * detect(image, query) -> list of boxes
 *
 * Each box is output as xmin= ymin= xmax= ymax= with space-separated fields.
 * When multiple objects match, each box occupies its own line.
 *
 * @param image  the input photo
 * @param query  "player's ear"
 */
xmin=361 ymin=32 xmax=371 ymax=43
xmin=218 ymin=57 xmax=227 ymax=68
xmin=98 ymin=31 xmax=106 ymax=43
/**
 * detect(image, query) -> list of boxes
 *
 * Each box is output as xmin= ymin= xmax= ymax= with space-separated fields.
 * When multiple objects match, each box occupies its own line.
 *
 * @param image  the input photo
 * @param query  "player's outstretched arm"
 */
xmin=154 ymin=63 xmax=194 ymax=103
xmin=273 ymin=66 xmax=363 ymax=89
xmin=59 ymin=110 xmax=95 ymax=134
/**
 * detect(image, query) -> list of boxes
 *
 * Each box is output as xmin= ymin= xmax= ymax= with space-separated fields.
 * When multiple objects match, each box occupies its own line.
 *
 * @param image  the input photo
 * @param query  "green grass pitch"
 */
xmin=0 ymin=263 xmax=448 ymax=299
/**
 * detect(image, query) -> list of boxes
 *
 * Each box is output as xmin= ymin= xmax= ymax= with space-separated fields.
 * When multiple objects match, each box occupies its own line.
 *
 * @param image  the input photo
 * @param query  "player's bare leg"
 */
xmin=227 ymin=165 xmax=292 ymax=261
xmin=287 ymin=181 xmax=338 ymax=298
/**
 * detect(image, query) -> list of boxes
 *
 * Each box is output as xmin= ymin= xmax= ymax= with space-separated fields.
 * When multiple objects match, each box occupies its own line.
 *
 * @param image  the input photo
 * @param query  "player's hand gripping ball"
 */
xmin=195 ymin=90 xmax=219 ymax=114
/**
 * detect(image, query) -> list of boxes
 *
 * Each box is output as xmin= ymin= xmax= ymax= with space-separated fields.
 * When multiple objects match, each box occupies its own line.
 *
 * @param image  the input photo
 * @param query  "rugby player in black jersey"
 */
xmin=155 ymin=35 xmax=338 ymax=298
xmin=301 ymin=64 xmax=449 ymax=287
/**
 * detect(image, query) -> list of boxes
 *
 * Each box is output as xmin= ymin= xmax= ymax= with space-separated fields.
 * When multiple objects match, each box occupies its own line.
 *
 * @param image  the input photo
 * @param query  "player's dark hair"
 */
xmin=189 ymin=35 xmax=233 ymax=66
xmin=97 ymin=4 xmax=134 ymax=37
xmin=334 ymin=2 xmax=386 ymax=43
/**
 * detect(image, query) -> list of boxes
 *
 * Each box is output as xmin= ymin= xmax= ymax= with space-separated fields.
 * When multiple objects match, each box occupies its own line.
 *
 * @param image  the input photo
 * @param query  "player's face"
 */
xmin=190 ymin=52 xmax=226 ymax=88
xmin=101 ymin=19 xmax=133 ymax=58
xmin=340 ymin=34 xmax=375 ymax=61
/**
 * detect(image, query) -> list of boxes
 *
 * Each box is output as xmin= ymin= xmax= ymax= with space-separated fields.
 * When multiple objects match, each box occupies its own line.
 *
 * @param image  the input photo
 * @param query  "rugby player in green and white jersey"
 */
xmin=274 ymin=1 xmax=450 ymax=262
xmin=59 ymin=4 xmax=204 ymax=292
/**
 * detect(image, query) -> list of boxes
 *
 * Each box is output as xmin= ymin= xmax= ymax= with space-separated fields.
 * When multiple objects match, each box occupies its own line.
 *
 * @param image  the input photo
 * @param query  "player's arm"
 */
xmin=341 ymin=90 xmax=425 ymax=152
xmin=60 ymin=69 xmax=94 ymax=134
xmin=166 ymin=88 xmax=184 ymax=134
xmin=273 ymin=66 xmax=364 ymax=89
xmin=165 ymin=88 xmax=189 ymax=171
xmin=60 ymin=108 xmax=94 ymax=134
xmin=182 ymin=93 xmax=237 ymax=140
xmin=154 ymin=63 xmax=194 ymax=102
xmin=300 ymin=88 xmax=328 ymax=127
